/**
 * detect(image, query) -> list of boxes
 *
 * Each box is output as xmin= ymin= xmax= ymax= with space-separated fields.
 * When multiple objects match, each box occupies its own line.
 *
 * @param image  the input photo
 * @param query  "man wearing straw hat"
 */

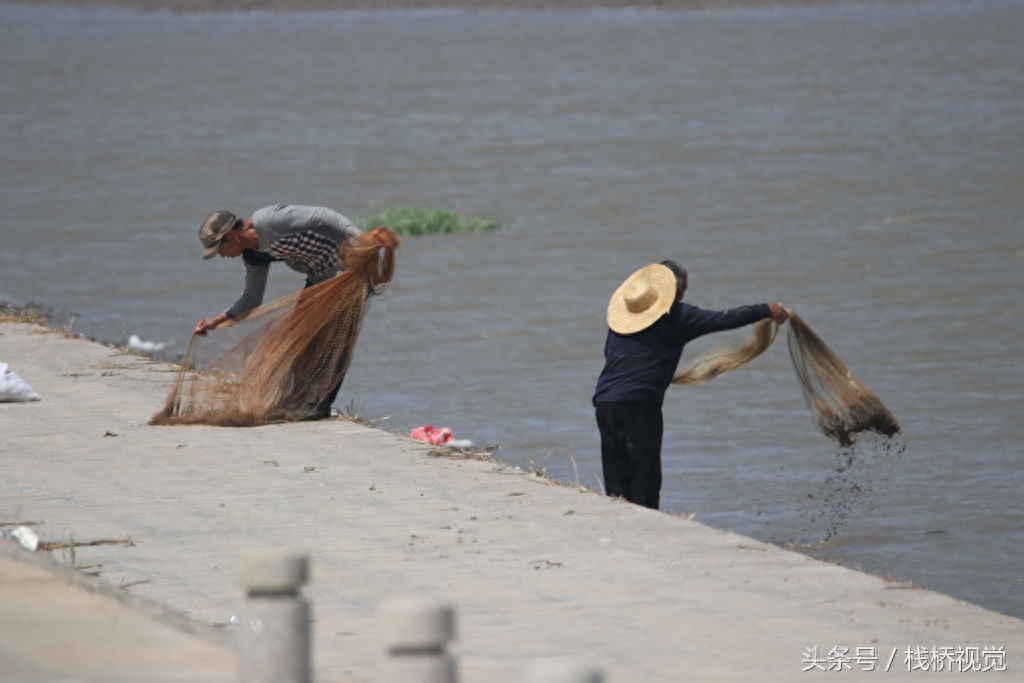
xmin=593 ymin=261 xmax=788 ymax=509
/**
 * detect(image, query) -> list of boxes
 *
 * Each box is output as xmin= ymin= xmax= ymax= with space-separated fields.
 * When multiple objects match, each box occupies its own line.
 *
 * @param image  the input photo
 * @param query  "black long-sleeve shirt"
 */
xmin=592 ymin=302 xmax=771 ymax=406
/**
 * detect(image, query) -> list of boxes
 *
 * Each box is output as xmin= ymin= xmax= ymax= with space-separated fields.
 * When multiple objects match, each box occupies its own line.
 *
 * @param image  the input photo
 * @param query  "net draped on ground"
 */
xmin=150 ymin=227 xmax=401 ymax=427
xmin=672 ymin=310 xmax=900 ymax=445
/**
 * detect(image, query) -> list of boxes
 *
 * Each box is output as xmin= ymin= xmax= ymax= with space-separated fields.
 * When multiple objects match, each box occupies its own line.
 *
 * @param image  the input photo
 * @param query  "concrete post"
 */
xmin=379 ymin=597 xmax=457 ymax=683
xmin=526 ymin=660 xmax=604 ymax=683
xmin=235 ymin=550 xmax=311 ymax=683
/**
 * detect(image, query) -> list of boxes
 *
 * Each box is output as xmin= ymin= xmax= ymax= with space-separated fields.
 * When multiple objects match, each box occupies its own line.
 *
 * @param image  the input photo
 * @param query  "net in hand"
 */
xmin=672 ymin=317 xmax=779 ymax=386
xmin=784 ymin=310 xmax=900 ymax=446
xmin=150 ymin=227 xmax=401 ymax=427
xmin=672 ymin=310 xmax=900 ymax=445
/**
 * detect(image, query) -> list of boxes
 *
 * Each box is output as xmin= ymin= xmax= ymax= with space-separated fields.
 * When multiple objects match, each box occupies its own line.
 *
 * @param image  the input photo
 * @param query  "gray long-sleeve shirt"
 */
xmin=225 ymin=204 xmax=361 ymax=320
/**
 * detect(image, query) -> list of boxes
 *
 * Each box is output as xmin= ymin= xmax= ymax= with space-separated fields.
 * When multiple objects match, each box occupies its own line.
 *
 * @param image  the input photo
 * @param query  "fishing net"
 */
xmin=150 ymin=227 xmax=401 ymax=427
xmin=672 ymin=317 xmax=780 ymax=387
xmin=672 ymin=310 xmax=900 ymax=445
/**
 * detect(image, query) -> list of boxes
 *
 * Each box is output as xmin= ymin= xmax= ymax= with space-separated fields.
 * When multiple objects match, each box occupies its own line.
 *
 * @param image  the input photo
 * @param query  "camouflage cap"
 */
xmin=198 ymin=211 xmax=239 ymax=260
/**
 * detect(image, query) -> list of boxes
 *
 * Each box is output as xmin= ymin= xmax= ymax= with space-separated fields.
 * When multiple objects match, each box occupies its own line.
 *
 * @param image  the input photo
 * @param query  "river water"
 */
xmin=1 ymin=0 xmax=1022 ymax=619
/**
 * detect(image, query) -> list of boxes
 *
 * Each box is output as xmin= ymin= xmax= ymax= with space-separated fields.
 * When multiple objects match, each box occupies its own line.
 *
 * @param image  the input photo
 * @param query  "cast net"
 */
xmin=672 ymin=310 xmax=900 ymax=445
xmin=150 ymin=227 xmax=401 ymax=427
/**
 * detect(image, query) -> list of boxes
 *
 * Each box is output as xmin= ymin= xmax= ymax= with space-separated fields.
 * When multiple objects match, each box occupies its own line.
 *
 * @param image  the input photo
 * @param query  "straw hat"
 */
xmin=606 ymin=263 xmax=678 ymax=334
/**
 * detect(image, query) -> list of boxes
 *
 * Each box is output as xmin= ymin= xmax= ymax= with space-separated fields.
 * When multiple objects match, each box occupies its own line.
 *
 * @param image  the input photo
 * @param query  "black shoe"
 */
xmin=299 ymin=405 xmax=332 ymax=421
xmin=267 ymin=404 xmax=332 ymax=423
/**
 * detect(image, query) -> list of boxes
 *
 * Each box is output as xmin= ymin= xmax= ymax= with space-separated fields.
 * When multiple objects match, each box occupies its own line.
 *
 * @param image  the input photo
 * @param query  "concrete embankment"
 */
xmin=0 ymin=321 xmax=1020 ymax=682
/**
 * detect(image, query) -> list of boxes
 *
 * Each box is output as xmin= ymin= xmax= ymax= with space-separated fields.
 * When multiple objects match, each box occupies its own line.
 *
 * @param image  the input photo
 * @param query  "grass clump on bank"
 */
xmin=355 ymin=204 xmax=504 ymax=236
xmin=0 ymin=301 xmax=49 ymax=325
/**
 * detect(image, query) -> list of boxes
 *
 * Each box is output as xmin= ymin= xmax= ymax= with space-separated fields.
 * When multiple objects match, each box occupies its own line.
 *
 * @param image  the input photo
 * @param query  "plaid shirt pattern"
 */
xmin=265 ymin=231 xmax=341 ymax=279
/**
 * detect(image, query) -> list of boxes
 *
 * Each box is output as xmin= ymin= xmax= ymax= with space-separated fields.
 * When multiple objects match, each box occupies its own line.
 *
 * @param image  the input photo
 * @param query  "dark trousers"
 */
xmin=595 ymin=400 xmax=664 ymax=510
xmin=302 ymin=278 xmax=344 ymax=416
xmin=314 ymin=375 xmax=343 ymax=414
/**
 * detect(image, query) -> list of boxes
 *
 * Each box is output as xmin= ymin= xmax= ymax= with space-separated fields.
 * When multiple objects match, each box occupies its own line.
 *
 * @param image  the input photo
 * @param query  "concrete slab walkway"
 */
xmin=0 ymin=541 xmax=234 ymax=683
xmin=0 ymin=321 xmax=1020 ymax=682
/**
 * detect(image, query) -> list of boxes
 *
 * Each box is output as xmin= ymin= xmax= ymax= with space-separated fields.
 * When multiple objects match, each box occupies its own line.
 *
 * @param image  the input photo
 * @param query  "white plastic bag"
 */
xmin=0 ymin=362 xmax=40 ymax=402
xmin=10 ymin=526 xmax=40 ymax=552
